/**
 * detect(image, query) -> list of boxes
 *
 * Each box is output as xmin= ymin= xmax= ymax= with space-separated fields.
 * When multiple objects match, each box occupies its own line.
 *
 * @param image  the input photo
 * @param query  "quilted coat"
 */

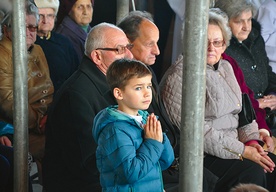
xmin=160 ymin=56 xmax=260 ymax=159
xmin=93 ymin=106 xmax=174 ymax=192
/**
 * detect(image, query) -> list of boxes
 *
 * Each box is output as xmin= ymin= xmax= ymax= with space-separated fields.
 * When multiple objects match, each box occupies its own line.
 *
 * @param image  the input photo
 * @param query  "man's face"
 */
xmin=69 ymin=0 xmax=93 ymax=26
xmin=130 ymin=20 xmax=160 ymax=66
xmin=38 ymin=8 xmax=56 ymax=34
xmin=3 ymin=14 xmax=37 ymax=49
xmin=26 ymin=14 xmax=37 ymax=49
xmin=94 ymin=28 xmax=133 ymax=74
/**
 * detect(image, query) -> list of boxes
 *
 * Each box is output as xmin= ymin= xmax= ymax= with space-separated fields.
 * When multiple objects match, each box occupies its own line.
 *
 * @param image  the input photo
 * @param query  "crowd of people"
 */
xmin=0 ymin=0 xmax=276 ymax=191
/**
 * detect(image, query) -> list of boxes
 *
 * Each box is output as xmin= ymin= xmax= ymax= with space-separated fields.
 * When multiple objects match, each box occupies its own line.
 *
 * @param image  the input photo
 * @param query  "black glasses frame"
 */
xmin=96 ymin=44 xmax=133 ymax=54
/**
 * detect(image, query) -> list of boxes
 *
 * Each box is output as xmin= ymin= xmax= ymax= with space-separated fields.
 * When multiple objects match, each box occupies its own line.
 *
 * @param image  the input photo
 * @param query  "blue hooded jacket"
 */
xmin=0 ymin=121 xmax=13 ymax=136
xmin=92 ymin=105 xmax=174 ymax=192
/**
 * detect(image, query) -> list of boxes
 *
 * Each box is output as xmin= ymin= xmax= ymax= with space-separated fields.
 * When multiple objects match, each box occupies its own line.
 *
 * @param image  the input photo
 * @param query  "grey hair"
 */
xmin=229 ymin=183 xmax=268 ymax=192
xmin=84 ymin=22 xmax=124 ymax=58
xmin=117 ymin=10 xmax=154 ymax=42
xmin=26 ymin=1 xmax=39 ymax=25
xmin=215 ymin=0 xmax=256 ymax=20
xmin=209 ymin=8 xmax=232 ymax=47
xmin=2 ymin=1 xmax=39 ymax=29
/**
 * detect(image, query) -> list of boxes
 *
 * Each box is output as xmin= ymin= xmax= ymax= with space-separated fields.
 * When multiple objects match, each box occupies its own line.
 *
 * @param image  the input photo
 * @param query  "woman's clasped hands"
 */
xmin=243 ymin=144 xmax=275 ymax=173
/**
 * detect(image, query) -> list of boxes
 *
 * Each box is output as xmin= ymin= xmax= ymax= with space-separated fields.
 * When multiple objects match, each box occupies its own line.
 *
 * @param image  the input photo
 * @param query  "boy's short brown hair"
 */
xmin=106 ymin=58 xmax=152 ymax=91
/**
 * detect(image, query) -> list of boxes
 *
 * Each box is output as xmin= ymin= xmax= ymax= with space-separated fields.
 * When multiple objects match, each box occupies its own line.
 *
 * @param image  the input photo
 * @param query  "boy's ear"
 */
xmin=113 ymin=88 xmax=123 ymax=100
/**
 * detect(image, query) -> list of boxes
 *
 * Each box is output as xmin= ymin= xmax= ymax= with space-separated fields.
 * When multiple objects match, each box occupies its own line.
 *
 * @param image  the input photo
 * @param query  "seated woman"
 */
xmin=215 ymin=0 xmax=276 ymax=130
xmin=55 ymin=0 xmax=94 ymax=63
xmin=160 ymin=8 xmax=276 ymax=191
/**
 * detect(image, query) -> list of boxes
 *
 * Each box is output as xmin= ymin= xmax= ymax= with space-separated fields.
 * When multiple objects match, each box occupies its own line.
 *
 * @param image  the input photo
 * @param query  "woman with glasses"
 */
xmin=55 ymin=0 xmax=94 ymax=63
xmin=34 ymin=0 xmax=79 ymax=93
xmin=160 ymin=8 xmax=276 ymax=191
xmin=215 ymin=0 xmax=276 ymax=132
xmin=0 ymin=0 xmax=54 ymax=169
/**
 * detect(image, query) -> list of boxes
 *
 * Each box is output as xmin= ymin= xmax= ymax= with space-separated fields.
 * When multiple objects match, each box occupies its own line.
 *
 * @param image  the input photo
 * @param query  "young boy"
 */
xmin=92 ymin=59 xmax=174 ymax=192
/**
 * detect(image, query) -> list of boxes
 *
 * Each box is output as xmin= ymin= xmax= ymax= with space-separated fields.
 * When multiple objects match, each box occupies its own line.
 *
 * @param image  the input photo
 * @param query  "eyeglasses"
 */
xmin=208 ymin=40 xmax=225 ymax=48
xmin=6 ymin=24 xmax=37 ymax=32
xmin=39 ymin=14 xmax=56 ymax=20
xmin=96 ymin=44 xmax=134 ymax=54
xmin=26 ymin=25 xmax=38 ymax=32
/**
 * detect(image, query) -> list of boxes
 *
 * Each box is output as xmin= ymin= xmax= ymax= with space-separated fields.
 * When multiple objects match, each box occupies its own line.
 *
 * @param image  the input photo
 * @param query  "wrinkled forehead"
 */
xmin=135 ymin=20 xmax=159 ymax=42
xmin=26 ymin=14 xmax=37 ymax=25
xmin=73 ymin=0 xmax=93 ymax=7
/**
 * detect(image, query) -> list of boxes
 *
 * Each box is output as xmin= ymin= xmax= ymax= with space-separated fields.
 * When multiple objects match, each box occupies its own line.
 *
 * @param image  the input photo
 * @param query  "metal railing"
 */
xmin=12 ymin=0 xmax=29 ymax=191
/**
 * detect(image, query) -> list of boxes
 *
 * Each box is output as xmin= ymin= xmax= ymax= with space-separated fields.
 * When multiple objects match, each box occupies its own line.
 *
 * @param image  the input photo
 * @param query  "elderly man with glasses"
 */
xmin=34 ymin=0 xmax=79 ymax=93
xmin=42 ymin=22 xmax=133 ymax=192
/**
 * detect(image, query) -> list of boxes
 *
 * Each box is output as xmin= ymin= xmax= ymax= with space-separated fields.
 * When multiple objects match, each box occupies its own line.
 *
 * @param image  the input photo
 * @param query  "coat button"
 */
xmin=257 ymin=92 xmax=264 ymax=98
xmin=251 ymin=65 xmax=257 ymax=71
xmin=40 ymin=99 xmax=45 ymax=103
xmin=37 ymin=73 xmax=42 ymax=77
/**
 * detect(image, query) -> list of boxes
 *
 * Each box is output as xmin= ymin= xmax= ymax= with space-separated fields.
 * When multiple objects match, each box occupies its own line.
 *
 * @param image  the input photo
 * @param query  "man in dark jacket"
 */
xmin=42 ymin=22 xmax=133 ymax=192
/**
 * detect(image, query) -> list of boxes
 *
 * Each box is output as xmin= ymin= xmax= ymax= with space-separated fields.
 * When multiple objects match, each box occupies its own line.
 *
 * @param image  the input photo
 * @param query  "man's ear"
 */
xmin=91 ymin=50 xmax=101 ymax=66
xmin=113 ymin=87 xmax=123 ymax=100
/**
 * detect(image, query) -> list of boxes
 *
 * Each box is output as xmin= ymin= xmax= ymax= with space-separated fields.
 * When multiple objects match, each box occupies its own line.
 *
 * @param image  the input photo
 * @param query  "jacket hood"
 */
xmin=92 ymin=105 xmax=149 ymax=143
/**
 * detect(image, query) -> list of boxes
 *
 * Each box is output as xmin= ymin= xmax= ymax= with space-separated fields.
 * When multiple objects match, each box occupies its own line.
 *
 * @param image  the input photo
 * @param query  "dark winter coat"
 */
xmin=225 ymin=19 xmax=276 ymax=99
xmin=35 ymin=31 xmax=79 ymax=92
xmin=43 ymin=56 xmax=115 ymax=192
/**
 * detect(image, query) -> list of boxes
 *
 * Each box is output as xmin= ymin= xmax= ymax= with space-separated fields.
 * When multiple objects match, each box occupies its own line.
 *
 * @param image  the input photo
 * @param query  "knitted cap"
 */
xmin=34 ymin=0 xmax=60 ymax=14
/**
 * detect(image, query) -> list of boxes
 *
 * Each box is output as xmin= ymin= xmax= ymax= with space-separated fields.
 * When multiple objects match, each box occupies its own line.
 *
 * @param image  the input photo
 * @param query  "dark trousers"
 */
xmin=163 ymin=165 xmax=218 ymax=192
xmin=266 ymin=153 xmax=276 ymax=192
xmin=0 ymin=145 xmax=13 ymax=192
xmin=0 ymin=144 xmax=33 ymax=192
xmin=204 ymin=155 xmax=267 ymax=192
